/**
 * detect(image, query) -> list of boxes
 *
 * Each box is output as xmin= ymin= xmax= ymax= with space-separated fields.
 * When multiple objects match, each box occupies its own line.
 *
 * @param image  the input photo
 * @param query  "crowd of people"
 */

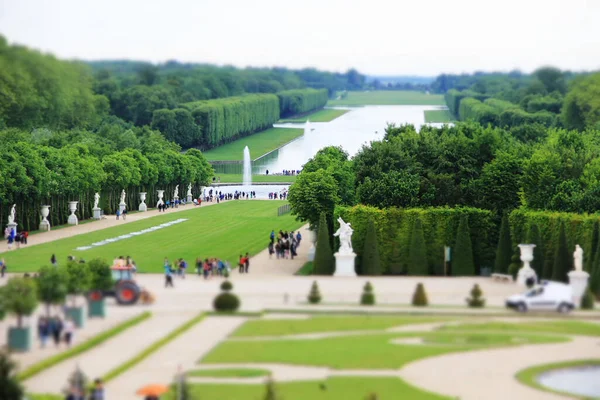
xmin=265 ymin=169 xmax=301 ymax=176
xmin=163 ymin=254 xmax=253 ymax=287
xmin=268 ymin=229 xmax=301 ymax=259
xmin=3 ymin=226 xmax=29 ymax=250
xmin=268 ymin=191 xmax=288 ymax=199
xmin=37 ymin=315 xmax=76 ymax=349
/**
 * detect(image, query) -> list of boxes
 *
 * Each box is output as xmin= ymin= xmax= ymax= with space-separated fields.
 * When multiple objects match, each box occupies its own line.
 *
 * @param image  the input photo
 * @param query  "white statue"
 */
xmin=334 ymin=217 xmax=354 ymax=253
xmin=8 ymin=204 xmax=16 ymax=224
xmin=174 ymin=185 xmax=179 ymax=199
xmin=187 ymin=183 xmax=192 ymax=197
xmin=93 ymin=192 xmax=100 ymax=209
xmin=119 ymin=189 xmax=126 ymax=205
xmin=574 ymin=244 xmax=583 ymax=271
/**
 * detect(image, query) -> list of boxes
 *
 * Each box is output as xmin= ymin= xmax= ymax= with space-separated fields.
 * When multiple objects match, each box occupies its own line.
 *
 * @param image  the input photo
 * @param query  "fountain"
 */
xmin=243 ymin=146 xmax=252 ymax=189
xmin=303 ymin=120 xmax=312 ymax=160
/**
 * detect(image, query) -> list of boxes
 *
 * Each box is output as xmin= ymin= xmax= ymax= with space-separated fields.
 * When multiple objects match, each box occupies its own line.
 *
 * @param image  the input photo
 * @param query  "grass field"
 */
xmin=3 ymin=201 xmax=303 ymax=273
xmin=202 ymin=331 xmax=566 ymax=369
xmin=424 ymin=109 xmax=454 ymax=123
xmin=231 ymin=315 xmax=444 ymax=337
xmin=214 ymin=174 xmax=297 ymax=183
xmin=327 ymin=91 xmax=445 ymax=106
xmin=174 ymin=377 xmax=450 ymax=400
xmin=279 ymin=108 xmax=349 ymax=123
xmin=203 ymin=128 xmax=303 ymax=161
xmin=438 ymin=320 xmax=600 ymax=336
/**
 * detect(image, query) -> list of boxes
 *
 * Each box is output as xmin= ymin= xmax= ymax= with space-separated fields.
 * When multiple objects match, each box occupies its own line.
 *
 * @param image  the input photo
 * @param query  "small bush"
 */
xmin=466 ymin=284 xmax=485 ymax=308
xmin=508 ymin=262 xmax=520 ymax=281
xmin=307 ymin=281 xmax=321 ymax=304
xmin=581 ymin=288 xmax=595 ymax=310
xmin=360 ymin=281 xmax=375 ymax=305
xmin=213 ymin=292 xmax=240 ymax=312
xmin=220 ymin=280 xmax=233 ymax=292
xmin=223 ymin=270 xmax=230 ymax=278
xmin=412 ymin=283 xmax=428 ymax=306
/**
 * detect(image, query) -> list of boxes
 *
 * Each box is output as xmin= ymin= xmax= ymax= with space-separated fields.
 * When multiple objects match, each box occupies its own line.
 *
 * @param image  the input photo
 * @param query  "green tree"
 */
xmin=361 ymin=219 xmax=381 ymax=275
xmin=87 ymin=259 xmax=114 ymax=291
xmin=63 ymin=261 xmax=92 ymax=306
xmin=552 ymin=222 xmax=571 ymax=283
xmin=453 ymin=216 xmax=475 ymax=276
xmin=0 ymin=351 xmax=23 ymax=400
xmin=288 ymin=170 xmax=340 ymax=230
xmin=408 ymin=218 xmax=428 ymax=275
xmin=585 ymin=221 xmax=599 ymax=273
xmin=388 ymin=241 xmax=404 ymax=275
xmin=562 ymin=73 xmax=600 ymax=130
xmin=0 ymin=277 xmax=38 ymax=327
xmin=526 ymin=224 xmax=544 ymax=279
xmin=314 ymin=212 xmax=334 ymax=275
xmin=36 ymin=266 xmax=68 ymax=316
xmin=494 ymin=213 xmax=512 ymax=274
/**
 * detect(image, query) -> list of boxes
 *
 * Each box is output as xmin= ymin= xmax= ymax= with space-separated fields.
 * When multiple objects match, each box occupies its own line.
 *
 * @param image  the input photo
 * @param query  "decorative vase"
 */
xmin=157 ymin=190 xmax=165 ymax=207
xmin=67 ymin=201 xmax=79 ymax=225
xmin=139 ymin=192 xmax=147 ymax=212
xmin=517 ymin=244 xmax=537 ymax=286
xmin=39 ymin=205 xmax=51 ymax=231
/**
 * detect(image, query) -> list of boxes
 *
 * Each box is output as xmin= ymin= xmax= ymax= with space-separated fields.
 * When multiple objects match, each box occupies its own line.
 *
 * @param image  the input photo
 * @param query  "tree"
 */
xmin=87 ymin=259 xmax=114 ymax=291
xmin=64 ymin=366 xmax=88 ymax=398
xmin=408 ymin=218 xmax=428 ymax=275
xmin=552 ymin=222 xmax=571 ymax=283
xmin=0 ymin=351 xmax=23 ymax=400
xmin=562 ymin=73 xmax=600 ymax=130
xmin=288 ymin=170 xmax=340 ymax=230
xmin=314 ymin=212 xmax=334 ymax=275
xmin=586 ymin=221 xmax=599 ymax=273
xmin=527 ymin=224 xmax=544 ymax=279
xmin=494 ymin=213 xmax=512 ymax=274
xmin=453 ymin=216 xmax=475 ymax=276
xmin=36 ymin=266 xmax=68 ymax=316
xmin=361 ymin=219 xmax=381 ymax=275
xmin=0 ymin=277 xmax=38 ymax=327
xmin=63 ymin=261 xmax=92 ymax=306
xmin=466 ymin=284 xmax=485 ymax=308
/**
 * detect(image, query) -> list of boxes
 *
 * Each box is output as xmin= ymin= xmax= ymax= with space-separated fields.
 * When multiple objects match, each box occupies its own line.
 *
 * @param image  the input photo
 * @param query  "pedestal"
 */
xmin=67 ymin=214 xmax=78 ymax=225
xmin=517 ymin=266 xmax=537 ymax=287
xmin=6 ymin=222 xmax=17 ymax=235
xmin=119 ymin=202 xmax=126 ymax=213
xmin=568 ymin=270 xmax=590 ymax=308
xmin=139 ymin=203 xmax=147 ymax=212
xmin=334 ymin=252 xmax=357 ymax=277
xmin=187 ymin=195 xmax=193 ymax=203
xmin=93 ymin=208 xmax=102 ymax=220
xmin=39 ymin=220 xmax=51 ymax=232
xmin=39 ymin=205 xmax=51 ymax=231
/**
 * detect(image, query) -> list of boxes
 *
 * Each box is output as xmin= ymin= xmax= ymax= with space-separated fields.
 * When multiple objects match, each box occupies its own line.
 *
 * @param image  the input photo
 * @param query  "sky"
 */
xmin=1 ymin=0 xmax=599 ymax=75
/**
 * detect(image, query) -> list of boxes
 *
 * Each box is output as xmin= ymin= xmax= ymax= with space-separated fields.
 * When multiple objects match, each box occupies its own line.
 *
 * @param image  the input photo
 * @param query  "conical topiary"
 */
xmin=452 ymin=216 xmax=475 ymax=276
xmin=581 ymin=287 xmax=595 ymax=310
xmin=360 ymin=281 xmax=375 ymax=305
xmin=591 ymin=251 xmax=600 ymax=301
xmin=508 ymin=246 xmax=521 ymax=281
xmin=542 ymin=246 xmax=554 ymax=280
xmin=494 ymin=213 xmax=512 ymax=274
xmin=64 ymin=366 xmax=88 ymax=397
xmin=466 ymin=284 xmax=485 ymax=308
xmin=408 ymin=218 xmax=428 ymax=276
xmin=388 ymin=241 xmax=403 ymax=275
xmin=314 ymin=212 xmax=334 ymax=275
xmin=527 ymin=224 xmax=544 ymax=279
xmin=412 ymin=283 xmax=428 ymax=306
xmin=307 ymin=281 xmax=321 ymax=304
xmin=586 ymin=221 xmax=600 ymax=273
xmin=361 ymin=219 xmax=381 ymax=275
xmin=552 ymin=222 xmax=571 ymax=283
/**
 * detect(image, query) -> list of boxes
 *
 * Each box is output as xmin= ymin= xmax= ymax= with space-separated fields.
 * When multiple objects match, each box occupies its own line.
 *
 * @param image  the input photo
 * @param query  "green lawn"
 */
xmin=202 ymin=332 xmax=567 ymax=369
xmin=424 ymin=109 xmax=454 ymax=123
xmin=203 ymin=128 xmax=303 ymax=161
xmin=3 ymin=201 xmax=303 ymax=273
xmin=231 ymin=315 xmax=444 ymax=337
xmin=214 ymin=174 xmax=297 ymax=183
xmin=170 ymin=377 xmax=450 ymax=400
xmin=188 ymin=368 xmax=270 ymax=378
xmin=438 ymin=320 xmax=600 ymax=336
xmin=279 ymin=109 xmax=349 ymax=123
xmin=327 ymin=91 xmax=445 ymax=106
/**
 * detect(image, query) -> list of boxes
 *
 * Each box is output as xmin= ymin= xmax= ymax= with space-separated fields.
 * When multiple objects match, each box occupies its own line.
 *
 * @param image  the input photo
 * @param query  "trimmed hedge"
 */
xmin=360 ymin=282 xmax=375 ymax=305
xmin=213 ymin=292 xmax=241 ymax=312
xmin=17 ymin=312 xmax=151 ymax=381
xmin=307 ymin=281 xmax=321 ymax=304
xmin=102 ymin=313 xmax=205 ymax=382
xmin=277 ymin=89 xmax=328 ymax=117
xmin=335 ymin=205 xmax=495 ymax=276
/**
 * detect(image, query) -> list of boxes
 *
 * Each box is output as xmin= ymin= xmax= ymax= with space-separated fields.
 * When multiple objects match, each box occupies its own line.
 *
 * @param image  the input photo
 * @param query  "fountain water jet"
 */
xmin=243 ymin=146 xmax=252 ymax=189
xmin=303 ymin=119 xmax=312 ymax=160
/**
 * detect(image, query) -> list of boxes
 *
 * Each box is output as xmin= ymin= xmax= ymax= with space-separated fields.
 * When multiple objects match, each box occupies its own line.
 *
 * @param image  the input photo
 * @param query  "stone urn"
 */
xmin=157 ymin=190 xmax=165 ymax=207
xmin=39 ymin=205 xmax=51 ymax=231
xmin=517 ymin=244 xmax=537 ymax=287
xmin=67 ymin=201 xmax=79 ymax=225
xmin=139 ymin=192 xmax=147 ymax=212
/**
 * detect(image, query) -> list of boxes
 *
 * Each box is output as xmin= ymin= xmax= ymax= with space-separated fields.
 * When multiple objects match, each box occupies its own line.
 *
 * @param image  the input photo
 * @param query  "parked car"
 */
xmin=505 ymin=281 xmax=575 ymax=313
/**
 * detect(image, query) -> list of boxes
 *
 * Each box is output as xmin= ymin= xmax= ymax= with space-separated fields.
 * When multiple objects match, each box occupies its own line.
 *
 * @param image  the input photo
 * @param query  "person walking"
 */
xmin=89 ymin=378 xmax=105 ymax=400
xmin=164 ymin=258 xmax=174 ymax=288
xmin=116 ymin=209 xmax=121 ymax=220
xmin=50 ymin=316 xmax=63 ymax=347
xmin=38 ymin=317 xmax=50 ymax=348
xmin=244 ymin=252 xmax=250 ymax=273
xmin=0 ymin=258 xmax=6 ymax=278
xmin=63 ymin=317 xmax=75 ymax=347
xmin=122 ymin=208 xmax=127 ymax=220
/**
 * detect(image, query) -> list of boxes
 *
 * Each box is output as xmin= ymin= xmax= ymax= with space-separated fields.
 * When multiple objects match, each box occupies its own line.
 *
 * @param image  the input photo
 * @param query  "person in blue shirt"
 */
xmin=270 ymin=230 xmax=275 ymax=242
xmin=296 ymin=231 xmax=302 ymax=247
xmin=164 ymin=258 xmax=174 ymax=288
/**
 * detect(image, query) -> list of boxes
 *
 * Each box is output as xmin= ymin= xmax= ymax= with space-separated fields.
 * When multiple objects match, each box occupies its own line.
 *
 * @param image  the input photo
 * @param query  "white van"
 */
xmin=505 ymin=281 xmax=575 ymax=313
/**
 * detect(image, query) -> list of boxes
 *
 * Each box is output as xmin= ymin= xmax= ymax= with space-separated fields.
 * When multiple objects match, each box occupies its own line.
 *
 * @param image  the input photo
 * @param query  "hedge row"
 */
xmin=457 ymin=97 xmax=556 ymax=127
xmin=277 ymin=88 xmax=329 ymax=117
xmin=445 ymin=89 xmax=490 ymax=116
xmin=335 ymin=205 xmax=496 ymax=275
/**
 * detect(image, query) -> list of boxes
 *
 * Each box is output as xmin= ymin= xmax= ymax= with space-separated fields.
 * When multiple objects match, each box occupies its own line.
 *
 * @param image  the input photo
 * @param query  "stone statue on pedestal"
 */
xmin=334 ymin=217 xmax=354 ymax=254
xmin=119 ymin=189 xmax=126 ymax=204
xmin=93 ymin=193 xmax=100 ymax=209
xmin=187 ymin=183 xmax=192 ymax=197
xmin=8 ymin=204 xmax=16 ymax=225
xmin=174 ymin=185 xmax=179 ymax=199
xmin=574 ymin=245 xmax=583 ymax=271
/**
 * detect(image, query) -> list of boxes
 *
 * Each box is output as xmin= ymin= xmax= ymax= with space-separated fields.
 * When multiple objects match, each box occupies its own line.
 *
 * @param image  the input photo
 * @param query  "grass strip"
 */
xmin=18 ymin=312 xmax=151 ymax=381
xmin=295 ymin=261 xmax=313 ymax=275
xmin=102 ymin=313 xmax=205 ymax=382
xmin=515 ymin=359 xmax=600 ymax=399
xmin=188 ymin=368 xmax=270 ymax=378
xmin=206 ymin=311 xmax=264 ymax=317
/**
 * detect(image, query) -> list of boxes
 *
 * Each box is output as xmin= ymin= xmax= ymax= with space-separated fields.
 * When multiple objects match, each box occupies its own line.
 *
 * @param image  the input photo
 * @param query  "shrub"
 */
xmin=591 ymin=253 xmax=600 ymax=301
xmin=453 ymin=216 xmax=475 ymax=276
xmin=552 ymin=222 xmax=571 ymax=283
xmin=361 ymin=219 xmax=381 ymax=275
xmin=220 ymin=280 xmax=233 ymax=292
xmin=223 ymin=270 xmax=230 ymax=278
xmin=466 ymin=284 xmax=485 ymax=308
xmin=0 ymin=351 xmax=23 ymax=400
xmin=494 ymin=213 xmax=512 ymax=274
xmin=213 ymin=293 xmax=240 ymax=312
xmin=314 ymin=212 xmax=334 ymax=275
xmin=412 ymin=283 xmax=428 ymax=306
xmin=360 ymin=282 xmax=376 ymax=305
xmin=408 ymin=218 xmax=428 ymax=275
xmin=581 ymin=288 xmax=595 ymax=310
xmin=508 ymin=251 xmax=521 ymax=281
xmin=307 ymin=281 xmax=321 ymax=304
xmin=87 ymin=259 xmax=114 ymax=291
xmin=64 ymin=366 xmax=88 ymax=398
xmin=0 ymin=277 xmax=38 ymax=327
xmin=36 ymin=266 xmax=68 ymax=316
xmin=527 ymin=224 xmax=544 ymax=278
